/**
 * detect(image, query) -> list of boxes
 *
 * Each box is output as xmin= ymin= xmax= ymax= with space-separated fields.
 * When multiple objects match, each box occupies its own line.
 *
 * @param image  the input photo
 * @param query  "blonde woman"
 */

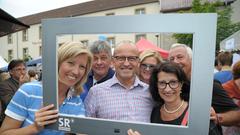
xmin=138 ymin=49 xmax=163 ymax=84
xmin=0 ymin=42 xmax=93 ymax=135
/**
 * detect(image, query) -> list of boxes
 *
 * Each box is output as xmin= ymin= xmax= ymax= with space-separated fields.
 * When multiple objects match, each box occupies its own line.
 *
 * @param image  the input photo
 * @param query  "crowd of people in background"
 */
xmin=0 ymin=40 xmax=239 ymax=135
xmin=214 ymin=50 xmax=240 ymax=135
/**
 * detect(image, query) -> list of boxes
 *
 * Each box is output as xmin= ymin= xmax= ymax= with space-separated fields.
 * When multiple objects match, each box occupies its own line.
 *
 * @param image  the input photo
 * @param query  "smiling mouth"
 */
xmin=163 ymin=92 xmax=175 ymax=96
xmin=67 ymin=75 xmax=77 ymax=80
xmin=121 ymin=67 xmax=132 ymax=70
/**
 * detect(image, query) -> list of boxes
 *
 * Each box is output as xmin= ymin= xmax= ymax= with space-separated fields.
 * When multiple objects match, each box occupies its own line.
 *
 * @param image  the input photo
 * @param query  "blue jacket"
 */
xmin=80 ymin=68 xmax=115 ymax=101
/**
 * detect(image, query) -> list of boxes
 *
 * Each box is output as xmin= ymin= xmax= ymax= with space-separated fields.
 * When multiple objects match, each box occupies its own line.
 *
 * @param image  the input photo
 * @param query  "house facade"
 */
xmin=0 ymin=0 xmax=237 ymax=61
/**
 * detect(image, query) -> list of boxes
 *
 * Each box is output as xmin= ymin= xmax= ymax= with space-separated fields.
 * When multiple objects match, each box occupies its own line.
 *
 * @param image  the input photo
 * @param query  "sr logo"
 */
xmin=58 ymin=118 xmax=71 ymax=131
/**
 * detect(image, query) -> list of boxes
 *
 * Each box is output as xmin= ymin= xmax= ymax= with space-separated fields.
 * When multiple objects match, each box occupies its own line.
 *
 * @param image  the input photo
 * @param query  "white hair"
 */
xmin=170 ymin=43 xmax=192 ymax=59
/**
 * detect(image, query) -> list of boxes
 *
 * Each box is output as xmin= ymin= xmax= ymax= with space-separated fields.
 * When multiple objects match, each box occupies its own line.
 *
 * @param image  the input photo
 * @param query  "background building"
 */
xmin=220 ymin=0 xmax=240 ymax=51
xmin=0 ymin=0 xmax=237 ymax=61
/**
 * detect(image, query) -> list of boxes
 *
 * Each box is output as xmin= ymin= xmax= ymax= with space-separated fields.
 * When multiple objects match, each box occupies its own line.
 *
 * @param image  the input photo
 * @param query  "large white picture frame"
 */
xmin=42 ymin=14 xmax=217 ymax=135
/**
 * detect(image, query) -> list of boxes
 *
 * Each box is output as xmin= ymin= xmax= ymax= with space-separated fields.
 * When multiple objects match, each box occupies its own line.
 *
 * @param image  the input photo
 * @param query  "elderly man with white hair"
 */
xmin=168 ymin=43 xmax=240 ymax=133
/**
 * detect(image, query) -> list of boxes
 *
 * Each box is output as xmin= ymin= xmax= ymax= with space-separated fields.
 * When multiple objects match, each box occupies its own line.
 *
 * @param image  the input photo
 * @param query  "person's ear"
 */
xmin=9 ymin=70 xmax=13 ymax=76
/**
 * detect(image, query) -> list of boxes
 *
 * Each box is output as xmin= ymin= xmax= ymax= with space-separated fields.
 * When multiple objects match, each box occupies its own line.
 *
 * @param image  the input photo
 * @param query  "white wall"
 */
xmin=0 ymin=2 xmax=177 ymax=60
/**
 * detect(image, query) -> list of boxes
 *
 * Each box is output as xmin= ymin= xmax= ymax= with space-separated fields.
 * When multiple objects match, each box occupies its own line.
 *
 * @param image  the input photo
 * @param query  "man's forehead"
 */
xmin=94 ymin=51 xmax=110 ymax=57
xmin=169 ymin=47 xmax=187 ymax=56
xmin=114 ymin=46 xmax=139 ymax=56
xmin=14 ymin=64 xmax=26 ymax=68
xmin=114 ymin=50 xmax=139 ymax=56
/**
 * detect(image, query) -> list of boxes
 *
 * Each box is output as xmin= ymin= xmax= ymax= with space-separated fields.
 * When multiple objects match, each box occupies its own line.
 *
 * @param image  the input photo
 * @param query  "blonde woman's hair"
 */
xmin=58 ymin=42 xmax=93 ymax=95
xmin=139 ymin=49 xmax=163 ymax=64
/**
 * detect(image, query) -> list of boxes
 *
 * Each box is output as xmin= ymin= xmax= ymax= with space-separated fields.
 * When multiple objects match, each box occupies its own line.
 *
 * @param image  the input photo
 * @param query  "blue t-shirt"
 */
xmin=5 ymin=81 xmax=85 ymax=135
xmin=214 ymin=71 xmax=232 ymax=84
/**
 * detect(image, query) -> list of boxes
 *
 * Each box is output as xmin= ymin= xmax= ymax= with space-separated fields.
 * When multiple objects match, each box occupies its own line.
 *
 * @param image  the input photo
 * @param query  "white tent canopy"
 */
xmin=0 ymin=56 xmax=8 ymax=69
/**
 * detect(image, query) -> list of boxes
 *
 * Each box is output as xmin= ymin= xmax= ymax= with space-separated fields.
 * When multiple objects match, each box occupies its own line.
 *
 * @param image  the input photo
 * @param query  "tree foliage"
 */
xmin=23 ymin=54 xmax=32 ymax=62
xmin=173 ymin=0 xmax=240 ymax=51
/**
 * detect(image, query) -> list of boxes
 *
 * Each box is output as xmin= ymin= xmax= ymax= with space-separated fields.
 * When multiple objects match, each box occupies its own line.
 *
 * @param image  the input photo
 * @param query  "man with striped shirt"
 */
xmin=4 ymin=81 xmax=85 ymax=134
xmin=84 ymin=41 xmax=153 ymax=122
xmin=0 ymin=42 xmax=92 ymax=134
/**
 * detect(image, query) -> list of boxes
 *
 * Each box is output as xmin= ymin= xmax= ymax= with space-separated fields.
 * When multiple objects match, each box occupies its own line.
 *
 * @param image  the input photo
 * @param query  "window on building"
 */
xmin=107 ymin=37 xmax=115 ymax=47
xmin=135 ymin=8 xmax=145 ymax=15
xmin=81 ymin=40 xmax=88 ymax=46
xmin=106 ymin=13 xmax=115 ymax=16
xmin=39 ymin=26 xmax=42 ymax=39
xmin=135 ymin=34 xmax=146 ymax=42
xmin=7 ymin=34 xmax=13 ymax=44
xmin=22 ymin=29 xmax=28 ymax=41
xmin=23 ymin=48 xmax=29 ymax=59
xmin=39 ymin=46 xmax=42 ymax=56
xmin=8 ymin=50 xmax=13 ymax=61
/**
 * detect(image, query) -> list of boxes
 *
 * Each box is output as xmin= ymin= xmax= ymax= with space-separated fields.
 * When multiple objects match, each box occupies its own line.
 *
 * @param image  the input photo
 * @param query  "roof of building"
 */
xmin=0 ymin=9 xmax=29 ymax=37
xmin=18 ymin=0 xmax=158 ymax=25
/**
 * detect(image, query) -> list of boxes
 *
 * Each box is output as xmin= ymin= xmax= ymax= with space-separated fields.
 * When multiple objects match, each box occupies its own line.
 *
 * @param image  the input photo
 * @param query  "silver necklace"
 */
xmin=163 ymin=100 xmax=184 ymax=114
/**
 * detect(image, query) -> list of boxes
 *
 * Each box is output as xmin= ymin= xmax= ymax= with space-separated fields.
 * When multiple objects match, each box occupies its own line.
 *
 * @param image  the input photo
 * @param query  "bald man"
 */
xmin=84 ymin=40 xmax=153 ymax=122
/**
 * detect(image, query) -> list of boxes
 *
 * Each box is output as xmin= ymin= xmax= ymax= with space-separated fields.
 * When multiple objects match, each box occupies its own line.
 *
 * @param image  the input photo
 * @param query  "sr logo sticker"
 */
xmin=58 ymin=117 xmax=72 ymax=131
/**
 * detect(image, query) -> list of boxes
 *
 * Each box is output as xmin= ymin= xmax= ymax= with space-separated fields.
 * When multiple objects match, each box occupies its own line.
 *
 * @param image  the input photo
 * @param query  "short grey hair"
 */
xmin=89 ymin=40 xmax=112 ymax=57
xmin=170 ymin=43 xmax=192 ymax=59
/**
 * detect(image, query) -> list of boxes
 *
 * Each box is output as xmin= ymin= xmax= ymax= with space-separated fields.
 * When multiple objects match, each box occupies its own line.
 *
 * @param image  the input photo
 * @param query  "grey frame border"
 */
xmin=42 ymin=14 xmax=217 ymax=135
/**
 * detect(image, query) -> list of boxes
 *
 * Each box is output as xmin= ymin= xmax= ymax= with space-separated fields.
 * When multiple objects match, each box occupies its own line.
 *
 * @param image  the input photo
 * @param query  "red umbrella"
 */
xmin=136 ymin=38 xmax=169 ymax=59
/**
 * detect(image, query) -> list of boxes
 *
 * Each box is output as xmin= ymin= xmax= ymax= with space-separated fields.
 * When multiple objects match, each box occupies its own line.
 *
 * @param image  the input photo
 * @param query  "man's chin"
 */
xmin=94 ymin=70 xmax=106 ymax=75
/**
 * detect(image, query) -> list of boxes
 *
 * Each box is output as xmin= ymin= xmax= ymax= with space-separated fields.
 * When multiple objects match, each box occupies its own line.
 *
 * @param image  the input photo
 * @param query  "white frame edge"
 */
xmin=42 ymin=14 xmax=217 ymax=135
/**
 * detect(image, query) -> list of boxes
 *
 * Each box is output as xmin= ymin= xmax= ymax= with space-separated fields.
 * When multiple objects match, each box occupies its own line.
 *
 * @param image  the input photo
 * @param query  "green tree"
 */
xmin=23 ymin=54 xmax=32 ymax=62
xmin=217 ymin=7 xmax=240 ymax=50
xmin=173 ymin=0 xmax=240 ymax=51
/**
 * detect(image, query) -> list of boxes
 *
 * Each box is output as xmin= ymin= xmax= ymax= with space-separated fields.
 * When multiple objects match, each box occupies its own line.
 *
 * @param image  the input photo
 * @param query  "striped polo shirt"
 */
xmin=5 ymin=81 xmax=85 ymax=135
xmin=84 ymin=75 xmax=154 ymax=123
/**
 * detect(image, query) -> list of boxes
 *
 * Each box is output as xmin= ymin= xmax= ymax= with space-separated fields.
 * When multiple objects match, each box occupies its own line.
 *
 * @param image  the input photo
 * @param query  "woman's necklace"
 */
xmin=163 ymin=100 xmax=184 ymax=114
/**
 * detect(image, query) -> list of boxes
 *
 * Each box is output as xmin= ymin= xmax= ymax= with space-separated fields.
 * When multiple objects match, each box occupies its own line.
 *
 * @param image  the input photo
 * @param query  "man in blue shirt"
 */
xmin=214 ymin=51 xmax=233 ymax=84
xmin=81 ymin=40 xmax=114 ymax=101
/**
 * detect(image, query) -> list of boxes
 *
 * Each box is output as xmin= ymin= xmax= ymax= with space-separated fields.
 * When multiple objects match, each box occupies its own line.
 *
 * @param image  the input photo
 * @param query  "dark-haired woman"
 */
xmin=128 ymin=62 xmax=220 ymax=135
xmin=149 ymin=61 xmax=189 ymax=125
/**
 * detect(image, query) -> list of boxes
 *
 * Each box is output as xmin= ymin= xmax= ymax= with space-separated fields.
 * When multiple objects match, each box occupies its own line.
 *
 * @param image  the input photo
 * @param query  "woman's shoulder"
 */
xmin=151 ymin=105 xmax=162 ymax=123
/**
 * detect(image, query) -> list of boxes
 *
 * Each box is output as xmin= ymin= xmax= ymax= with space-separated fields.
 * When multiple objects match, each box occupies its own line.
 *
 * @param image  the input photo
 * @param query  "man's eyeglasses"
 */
xmin=140 ymin=64 xmax=155 ymax=71
xmin=113 ymin=56 xmax=139 ymax=62
xmin=158 ymin=80 xmax=181 ymax=90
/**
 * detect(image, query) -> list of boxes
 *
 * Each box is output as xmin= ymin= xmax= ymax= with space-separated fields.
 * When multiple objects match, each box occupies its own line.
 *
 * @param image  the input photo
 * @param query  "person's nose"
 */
xmin=173 ymin=57 xmax=180 ymax=64
xmin=21 ymin=70 xmax=26 ymax=74
xmin=94 ymin=58 xmax=101 ymax=65
xmin=145 ymin=66 xmax=151 ymax=71
xmin=123 ymin=58 xmax=130 ymax=66
xmin=72 ymin=66 xmax=80 ymax=74
xmin=164 ymin=84 xmax=172 ymax=92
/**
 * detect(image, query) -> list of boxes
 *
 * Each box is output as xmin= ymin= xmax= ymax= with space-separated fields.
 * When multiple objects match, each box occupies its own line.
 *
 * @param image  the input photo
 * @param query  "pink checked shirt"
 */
xmin=84 ymin=75 xmax=154 ymax=123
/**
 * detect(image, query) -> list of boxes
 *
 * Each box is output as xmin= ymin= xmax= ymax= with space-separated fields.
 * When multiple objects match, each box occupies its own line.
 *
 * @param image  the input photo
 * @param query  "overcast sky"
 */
xmin=0 ymin=0 xmax=92 ymax=18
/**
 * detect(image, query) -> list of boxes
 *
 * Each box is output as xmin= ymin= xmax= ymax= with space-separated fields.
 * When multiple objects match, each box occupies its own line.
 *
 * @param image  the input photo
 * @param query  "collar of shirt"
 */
xmin=221 ymin=66 xmax=232 ymax=71
xmin=89 ymin=68 xmax=115 ymax=85
xmin=88 ymin=70 xmax=94 ymax=78
xmin=66 ymin=87 xmax=75 ymax=100
xmin=10 ymin=77 xmax=20 ymax=84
